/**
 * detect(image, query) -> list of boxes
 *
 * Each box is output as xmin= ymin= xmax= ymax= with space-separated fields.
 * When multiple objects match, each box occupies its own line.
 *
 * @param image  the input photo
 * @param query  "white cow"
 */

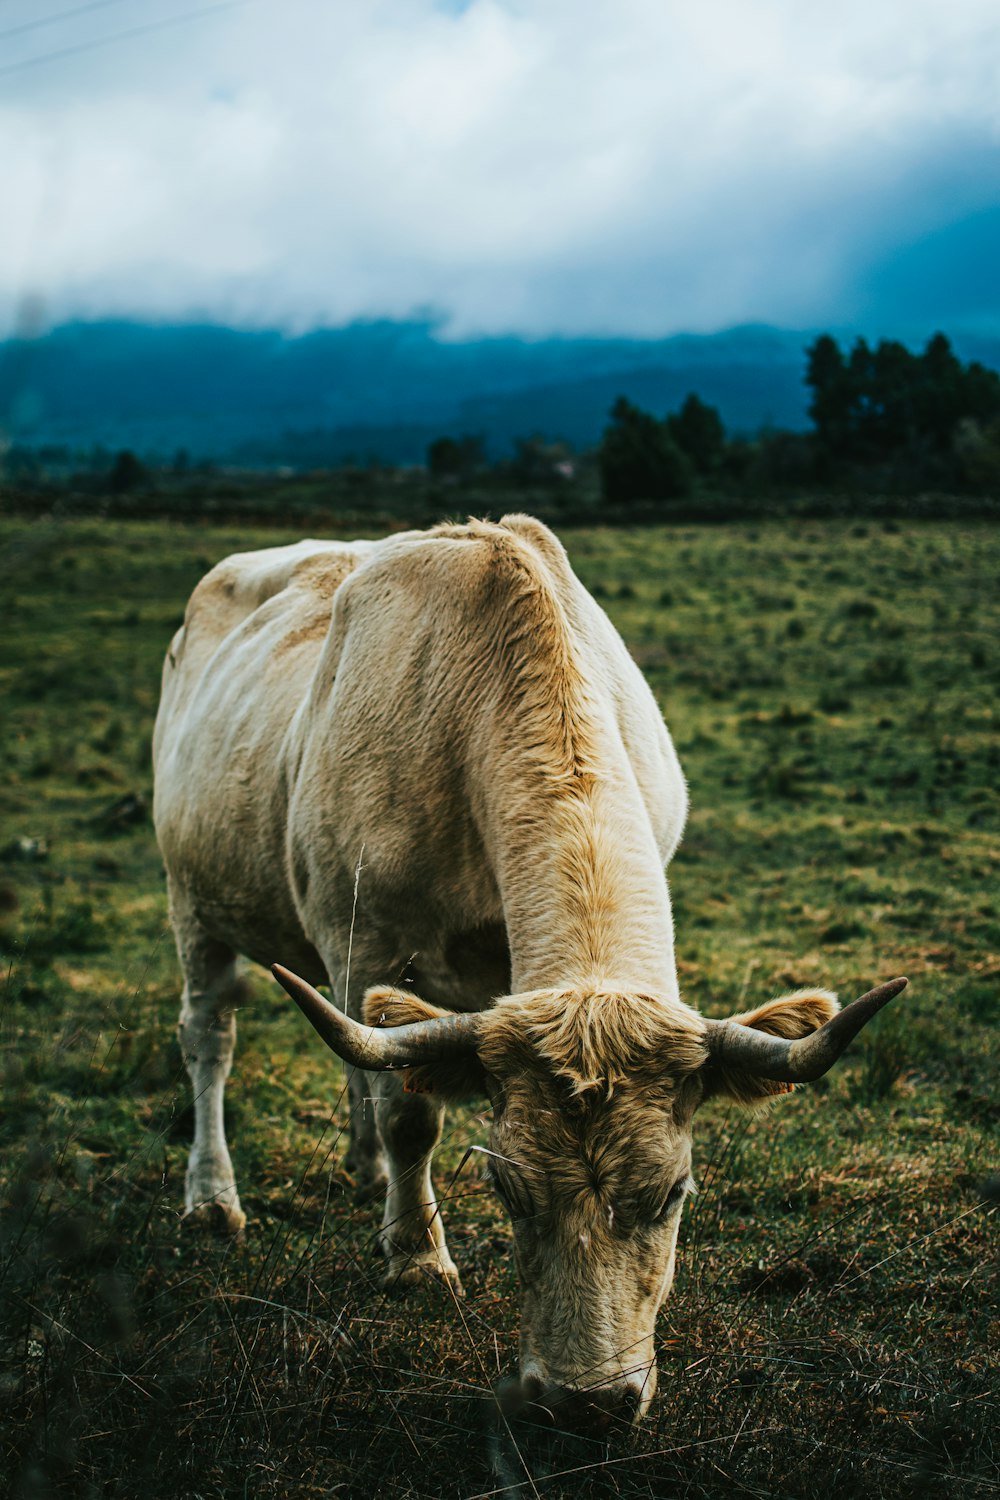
xmin=153 ymin=514 xmax=905 ymax=1429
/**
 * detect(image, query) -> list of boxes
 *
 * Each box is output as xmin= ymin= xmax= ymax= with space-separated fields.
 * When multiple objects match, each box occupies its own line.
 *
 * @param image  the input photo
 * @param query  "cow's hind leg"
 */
xmin=172 ymin=898 xmax=246 ymax=1234
xmin=344 ymin=1065 xmax=386 ymax=1202
xmin=374 ymin=1073 xmax=462 ymax=1293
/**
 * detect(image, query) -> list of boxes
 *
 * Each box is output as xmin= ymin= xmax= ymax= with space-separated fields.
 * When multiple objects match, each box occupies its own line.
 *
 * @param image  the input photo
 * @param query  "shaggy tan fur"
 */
xmin=429 ymin=515 xmax=599 ymax=785
xmin=483 ymin=987 xmax=707 ymax=1097
xmin=363 ymin=982 xmax=710 ymax=1102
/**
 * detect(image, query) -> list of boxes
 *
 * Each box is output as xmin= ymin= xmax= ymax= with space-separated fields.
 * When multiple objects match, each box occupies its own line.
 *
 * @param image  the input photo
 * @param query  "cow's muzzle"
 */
xmin=499 ymin=1374 xmax=644 ymax=1433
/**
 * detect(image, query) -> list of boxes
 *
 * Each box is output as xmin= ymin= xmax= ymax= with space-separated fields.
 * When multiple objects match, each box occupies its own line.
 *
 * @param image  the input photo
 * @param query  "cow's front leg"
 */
xmin=344 ymin=1065 xmax=387 ymax=1201
xmin=172 ymin=906 xmax=246 ymax=1234
xmin=374 ymin=1073 xmax=461 ymax=1293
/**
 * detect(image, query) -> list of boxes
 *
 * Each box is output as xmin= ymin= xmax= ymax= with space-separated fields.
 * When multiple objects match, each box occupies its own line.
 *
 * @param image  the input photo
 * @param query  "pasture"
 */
xmin=1 ymin=512 xmax=997 ymax=1499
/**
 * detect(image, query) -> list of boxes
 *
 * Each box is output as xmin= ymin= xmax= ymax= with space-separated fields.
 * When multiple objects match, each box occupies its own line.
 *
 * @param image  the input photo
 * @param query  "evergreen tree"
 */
xmin=427 ymin=434 xmax=485 ymax=481
xmin=108 ymin=449 xmax=147 ymax=493
xmin=666 ymin=393 xmax=725 ymax=475
xmin=918 ymin=333 xmax=964 ymax=449
xmin=871 ymin=339 xmax=917 ymax=455
xmin=805 ymin=335 xmax=852 ymax=454
xmin=598 ymin=397 xmax=692 ymax=507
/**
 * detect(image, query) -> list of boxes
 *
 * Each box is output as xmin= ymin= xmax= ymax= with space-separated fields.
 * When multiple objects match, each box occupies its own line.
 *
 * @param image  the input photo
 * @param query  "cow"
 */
xmin=153 ymin=514 xmax=906 ymax=1431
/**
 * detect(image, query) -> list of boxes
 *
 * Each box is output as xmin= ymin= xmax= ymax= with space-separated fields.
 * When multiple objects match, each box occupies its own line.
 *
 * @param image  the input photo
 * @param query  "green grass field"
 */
xmin=1 ymin=513 xmax=997 ymax=1499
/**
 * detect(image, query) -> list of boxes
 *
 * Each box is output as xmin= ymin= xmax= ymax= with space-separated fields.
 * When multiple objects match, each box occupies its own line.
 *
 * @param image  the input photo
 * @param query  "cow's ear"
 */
xmin=701 ymin=989 xmax=839 ymax=1108
xmin=363 ymin=984 xmax=444 ymax=1029
xmin=362 ymin=986 xmax=488 ymax=1101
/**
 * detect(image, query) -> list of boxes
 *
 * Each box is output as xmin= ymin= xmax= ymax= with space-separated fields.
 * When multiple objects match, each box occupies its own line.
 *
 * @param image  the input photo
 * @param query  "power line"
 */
xmin=0 ymin=0 xmax=255 ymax=78
xmin=0 ymin=2 xmax=130 ymax=46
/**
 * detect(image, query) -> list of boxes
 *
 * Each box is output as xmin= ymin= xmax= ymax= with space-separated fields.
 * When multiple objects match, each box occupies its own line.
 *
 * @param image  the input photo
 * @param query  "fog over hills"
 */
xmin=3 ymin=320 xmax=999 ymax=467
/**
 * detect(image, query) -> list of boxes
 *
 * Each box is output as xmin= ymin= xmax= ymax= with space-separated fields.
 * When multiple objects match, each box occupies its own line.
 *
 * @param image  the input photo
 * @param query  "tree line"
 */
xmin=596 ymin=333 xmax=1000 ymax=507
xmin=3 ymin=331 xmax=998 ymax=524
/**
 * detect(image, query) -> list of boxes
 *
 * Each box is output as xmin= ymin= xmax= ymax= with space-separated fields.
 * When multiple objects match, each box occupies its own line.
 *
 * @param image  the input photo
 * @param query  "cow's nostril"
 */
xmin=499 ymin=1376 xmax=639 ymax=1432
xmin=586 ymin=1402 xmax=614 ymax=1435
xmin=504 ymin=1372 xmax=557 ymax=1425
xmin=493 ymin=1375 xmax=523 ymax=1416
xmin=524 ymin=1383 xmax=635 ymax=1434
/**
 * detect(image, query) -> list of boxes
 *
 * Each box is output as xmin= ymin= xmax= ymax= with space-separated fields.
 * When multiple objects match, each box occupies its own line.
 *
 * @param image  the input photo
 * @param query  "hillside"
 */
xmin=0 ymin=320 xmax=823 ymax=463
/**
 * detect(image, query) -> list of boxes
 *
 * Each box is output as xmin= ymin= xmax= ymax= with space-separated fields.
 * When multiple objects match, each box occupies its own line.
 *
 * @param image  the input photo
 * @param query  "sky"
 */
xmin=2 ymin=0 xmax=999 ymax=341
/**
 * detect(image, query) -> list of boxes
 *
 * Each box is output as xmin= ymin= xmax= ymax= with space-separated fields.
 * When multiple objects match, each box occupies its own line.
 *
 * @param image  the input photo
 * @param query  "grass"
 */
xmin=1 ymin=511 xmax=997 ymax=1498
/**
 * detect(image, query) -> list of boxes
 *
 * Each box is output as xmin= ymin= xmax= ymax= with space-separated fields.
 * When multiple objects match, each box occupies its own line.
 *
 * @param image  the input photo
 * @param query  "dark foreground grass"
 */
xmin=1 ymin=513 xmax=997 ymax=1498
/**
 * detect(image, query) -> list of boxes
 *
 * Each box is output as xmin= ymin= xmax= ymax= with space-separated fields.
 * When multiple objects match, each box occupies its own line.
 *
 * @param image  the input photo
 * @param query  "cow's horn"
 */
xmin=704 ymin=977 xmax=908 ymax=1083
xmin=272 ymin=963 xmax=482 ymax=1069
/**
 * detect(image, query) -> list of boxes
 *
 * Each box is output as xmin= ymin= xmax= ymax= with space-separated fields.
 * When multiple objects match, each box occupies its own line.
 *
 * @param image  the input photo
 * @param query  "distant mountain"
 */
xmin=2 ymin=319 xmax=997 ymax=465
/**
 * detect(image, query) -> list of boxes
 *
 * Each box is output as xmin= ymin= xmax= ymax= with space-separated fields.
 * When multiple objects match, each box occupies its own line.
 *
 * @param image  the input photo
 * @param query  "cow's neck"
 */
xmin=469 ymin=535 xmax=679 ymax=1001
xmin=487 ymin=766 xmax=679 ymax=1000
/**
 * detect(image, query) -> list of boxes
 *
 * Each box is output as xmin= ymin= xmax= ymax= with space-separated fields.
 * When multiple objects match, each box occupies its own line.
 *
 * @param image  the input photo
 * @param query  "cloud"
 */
xmin=2 ymin=0 xmax=998 ymax=336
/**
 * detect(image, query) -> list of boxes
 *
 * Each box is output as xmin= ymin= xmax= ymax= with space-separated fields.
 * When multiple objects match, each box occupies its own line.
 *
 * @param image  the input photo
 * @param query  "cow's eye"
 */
xmin=488 ymin=1160 xmax=535 ymax=1220
xmin=656 ymin=1177 xmax=691 ymax=1220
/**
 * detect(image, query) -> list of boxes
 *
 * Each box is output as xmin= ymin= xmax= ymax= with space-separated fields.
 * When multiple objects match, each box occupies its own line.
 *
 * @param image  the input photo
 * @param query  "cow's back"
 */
xmin=153 ymin=538 xmax=373 ymax=970
xmin=157 ymin=539 xmax=372 ymax=700
xmin=280 ymin=516 xmax=685 ymax=986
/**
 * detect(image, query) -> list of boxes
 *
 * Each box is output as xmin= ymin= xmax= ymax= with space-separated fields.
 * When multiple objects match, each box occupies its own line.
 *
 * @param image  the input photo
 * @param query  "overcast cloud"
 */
xmin=2 ymin=0 xmax=999 ymax=337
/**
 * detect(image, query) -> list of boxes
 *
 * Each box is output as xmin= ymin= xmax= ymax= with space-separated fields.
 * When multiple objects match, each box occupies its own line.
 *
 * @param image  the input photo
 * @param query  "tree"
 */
xmin=598 ymin=397 xmax=692 ymax=507
xmin=665 ymin=393 xmax=725 ymax=475
xmin=108 ymin=449 xmax=147 ymax=494
xmin=870 ymin=339 xmax=917 ymax=455
xmin=916 ymin=333 xmax=964 ymax=450
xmin=805 ymin=334 xmax=852 ymax=455
xmin=846 ymin=338 xmax=878 ymax=458
xmin=954 ymin=413 xmax=1000 ymax=490
xmin=506 ymin=435 xmax=574 ymax=487
xmin=427 ymin=434 xmax=485 ymax=482
xmin=3 ymin=444 xmax=41 ymax=480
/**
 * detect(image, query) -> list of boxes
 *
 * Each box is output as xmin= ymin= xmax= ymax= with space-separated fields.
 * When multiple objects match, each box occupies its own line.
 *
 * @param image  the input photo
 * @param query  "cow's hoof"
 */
xmin=382 ymin=1259 xmax=465 ymax=1298
xmin=183 ymin=1201 xmax=247 ymax=1236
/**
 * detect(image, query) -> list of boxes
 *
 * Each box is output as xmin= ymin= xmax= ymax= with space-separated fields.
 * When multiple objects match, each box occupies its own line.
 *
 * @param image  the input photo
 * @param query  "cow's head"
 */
xmin=273 ymin=964 xmax=906 ymax=1430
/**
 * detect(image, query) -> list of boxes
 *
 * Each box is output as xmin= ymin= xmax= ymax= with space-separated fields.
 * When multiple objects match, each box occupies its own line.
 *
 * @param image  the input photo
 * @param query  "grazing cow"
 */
xmin=153 ymin=514 xmax=905 ymax=1429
